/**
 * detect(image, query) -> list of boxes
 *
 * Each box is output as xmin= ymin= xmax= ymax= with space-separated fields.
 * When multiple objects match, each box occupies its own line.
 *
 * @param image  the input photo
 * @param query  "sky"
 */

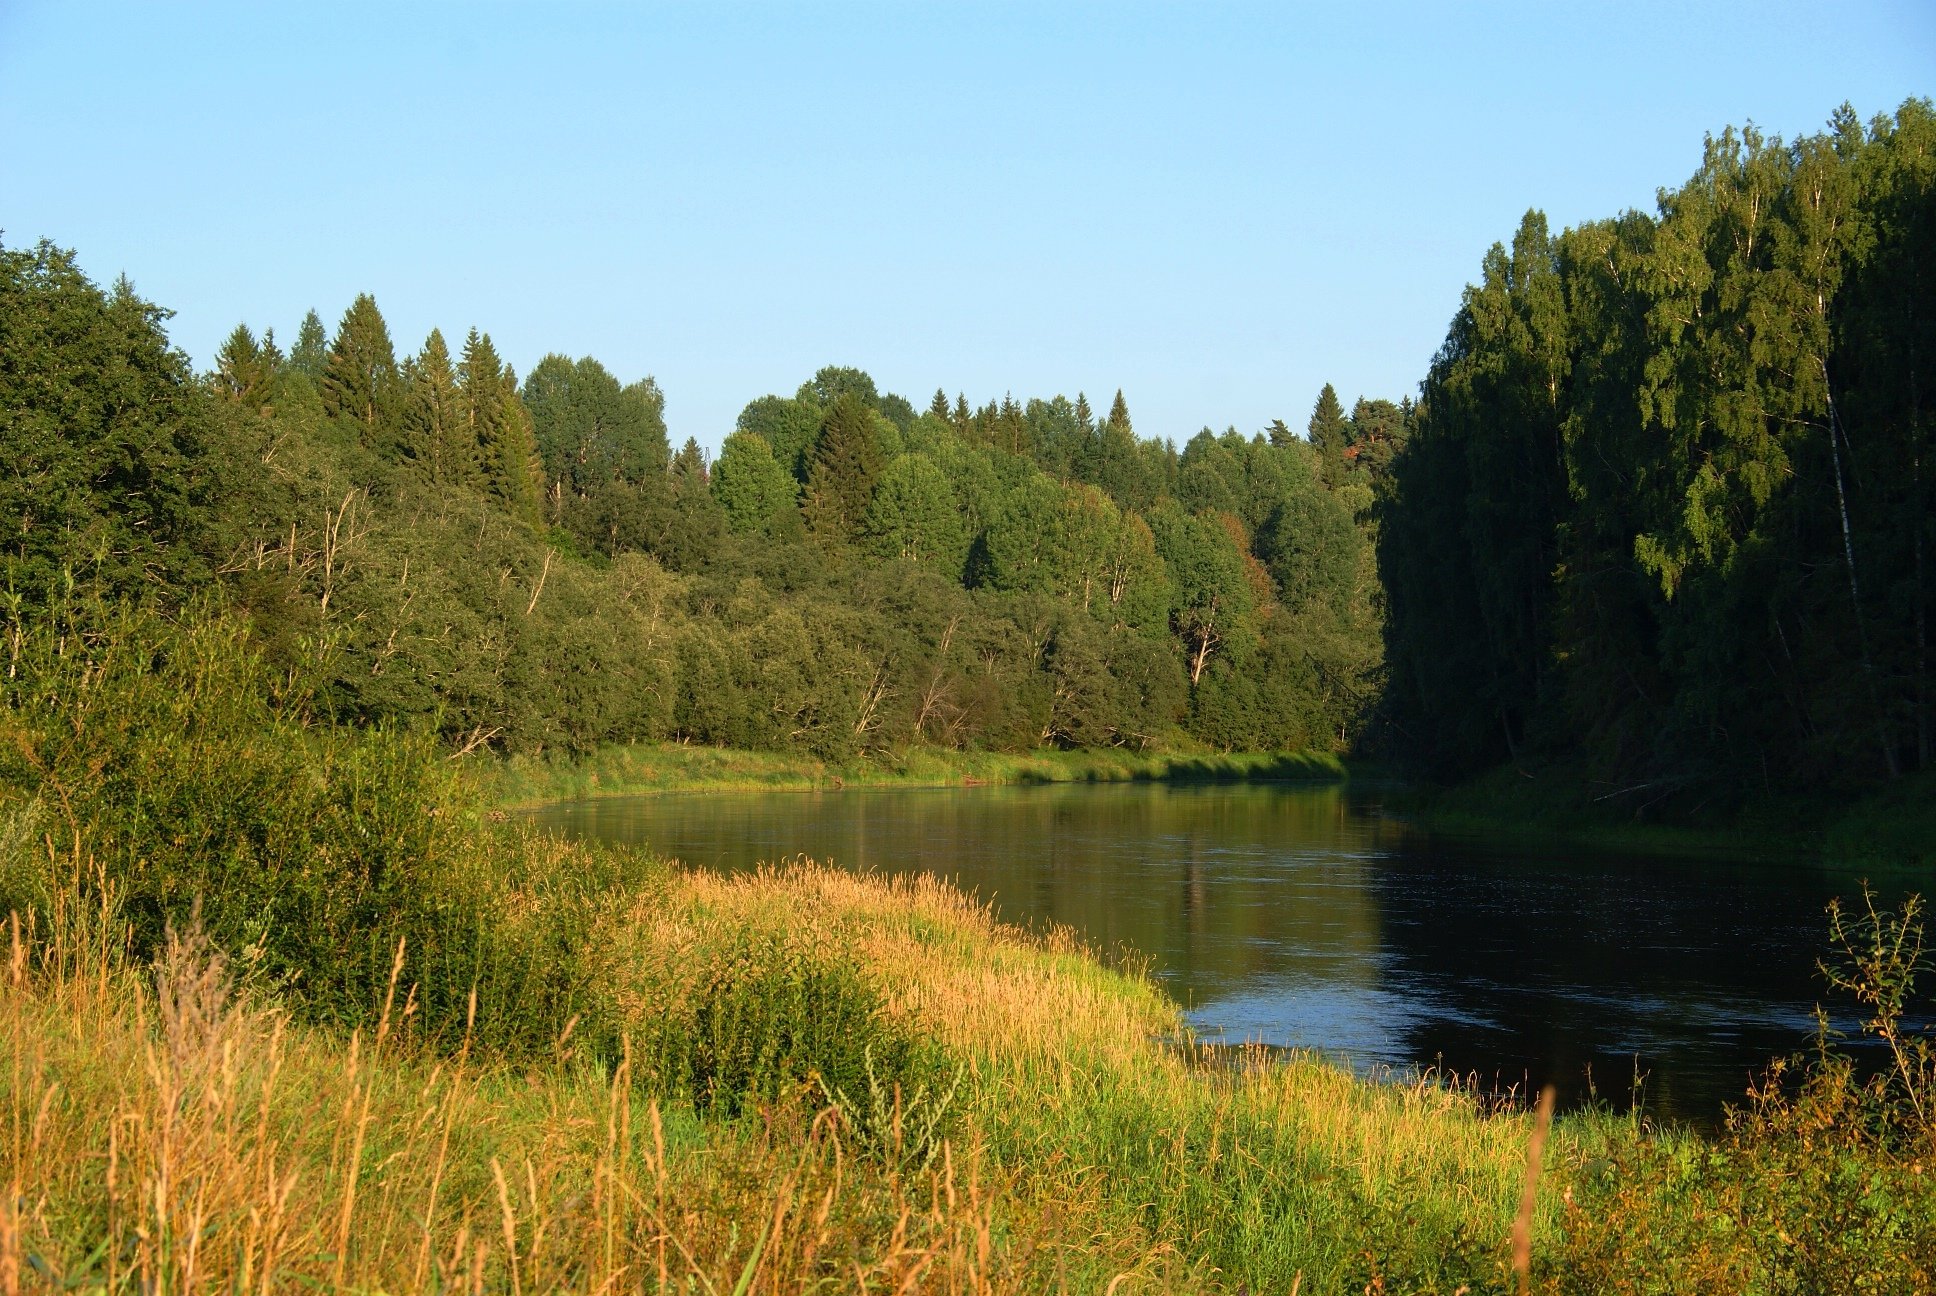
xmin=3 ymin=1 xmax=1930 ymax=455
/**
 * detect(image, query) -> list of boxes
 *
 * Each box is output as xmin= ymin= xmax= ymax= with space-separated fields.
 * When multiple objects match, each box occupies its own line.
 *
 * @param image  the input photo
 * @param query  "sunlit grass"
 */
xmin=4 ymin=842 xmax=1569 ymax=1293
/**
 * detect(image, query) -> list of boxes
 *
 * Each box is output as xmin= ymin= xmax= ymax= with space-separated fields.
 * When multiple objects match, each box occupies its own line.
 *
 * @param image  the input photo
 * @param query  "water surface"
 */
xmin=532 ymin=781 xmax=1868 ymax=1123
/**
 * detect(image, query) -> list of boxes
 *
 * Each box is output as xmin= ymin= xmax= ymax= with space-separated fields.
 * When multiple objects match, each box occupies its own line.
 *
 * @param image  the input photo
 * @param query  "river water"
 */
xmin=530 ymin=781 xmax=1871 ymax=1123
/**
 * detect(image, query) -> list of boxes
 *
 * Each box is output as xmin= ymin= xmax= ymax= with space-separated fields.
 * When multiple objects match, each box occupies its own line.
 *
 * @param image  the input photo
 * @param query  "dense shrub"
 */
xmin=0 ymin=598 xmax=625 ymax=1055
xmin=647 ymin=929 xmax=934 ymax=1121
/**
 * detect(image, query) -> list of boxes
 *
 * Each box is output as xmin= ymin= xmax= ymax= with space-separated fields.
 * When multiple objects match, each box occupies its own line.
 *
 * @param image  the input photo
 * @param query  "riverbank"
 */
xmin=1394 ymin=763 xmax=1936 ymax=870
xmin=11 ymin=835 xmax=1930 ymax=1291
xmin=487 ymin=741 xmax=1353 ymax=810
xmin=3 ymin=847 xmax=1561 ymax=1291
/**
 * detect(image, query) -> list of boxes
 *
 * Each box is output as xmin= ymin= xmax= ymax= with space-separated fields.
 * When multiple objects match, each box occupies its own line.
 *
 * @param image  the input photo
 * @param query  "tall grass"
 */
xmin=2 ymin=845 xmax=1570 ymax=1292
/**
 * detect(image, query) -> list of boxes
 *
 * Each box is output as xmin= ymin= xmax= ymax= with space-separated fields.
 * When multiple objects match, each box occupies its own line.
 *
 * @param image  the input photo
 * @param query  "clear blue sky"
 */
xmin=4 ymin=1 xmax=1930 ymax=454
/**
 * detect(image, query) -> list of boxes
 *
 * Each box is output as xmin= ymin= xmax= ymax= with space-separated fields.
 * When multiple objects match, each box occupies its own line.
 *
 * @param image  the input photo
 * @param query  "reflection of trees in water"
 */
xmin=563 ymin=784 xmax=1402 ymax=998
xmin=541 ymin=785 xmax=1851 ymax=1122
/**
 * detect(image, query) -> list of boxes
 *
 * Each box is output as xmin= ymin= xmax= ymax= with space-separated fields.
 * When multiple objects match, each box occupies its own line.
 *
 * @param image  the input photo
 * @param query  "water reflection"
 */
xmin=531 ymin=782 xmax=1859 ymax=1124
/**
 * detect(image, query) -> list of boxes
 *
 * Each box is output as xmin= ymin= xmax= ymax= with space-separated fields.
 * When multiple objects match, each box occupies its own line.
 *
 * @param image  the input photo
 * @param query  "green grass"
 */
xmin=487 ymin=740 xmax=1352 ymax=809
xmin=1394 ymin=761 xmax=1936 ymax=869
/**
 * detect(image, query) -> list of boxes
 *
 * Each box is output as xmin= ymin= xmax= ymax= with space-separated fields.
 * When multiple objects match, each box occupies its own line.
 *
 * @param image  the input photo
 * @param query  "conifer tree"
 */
xmin=287 ymin=309 xmax=328 ymax=381
xmin=322 ymin=293 xmax=401 ymax=453
xmin=1307 ymin=383 xmax=1348 ymax=482
xmin=929 ymin=388 xmax=951 ymax=420
xmin=1075 ymin=391 xmax=1094 ymax=429
xmin=458 ymin=330 xmax=539 ymax=519
xmin=401 ymin=328 xmax=465 ymax=483
xmin=214 ymin=323 xmax=275 ymax=412
xmin=1107 ymin=389 xmax=1132 ymax=432
xmin=804 ymin=392 xmax=884 ymax=544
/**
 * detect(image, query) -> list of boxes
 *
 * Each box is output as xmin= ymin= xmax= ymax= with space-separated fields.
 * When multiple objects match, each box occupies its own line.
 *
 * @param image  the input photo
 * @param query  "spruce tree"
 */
xmin=1075 ymin=391 xmax=1094 ymax=429
xmin=287 ymin=309 xmax=328 ymax=380
xmin=929 ymin=388 xmax=951 ymax=420
xmin=1107 ymin=389 xmax=1132 ymax=432
xmin=214 ymin=323 xmax=274 ymax=412
xmin=804 ymin=392 xmax=884 ymax=544
xmin=401 ymin=329 xmax=465 ymax=482
xmin=1307 ymin=383 xmax=1348 ymax=482
xmin=322 ymin=293 xmax=402 ymax=453
xmin=459 ymin=330 xmax=539 ymax=518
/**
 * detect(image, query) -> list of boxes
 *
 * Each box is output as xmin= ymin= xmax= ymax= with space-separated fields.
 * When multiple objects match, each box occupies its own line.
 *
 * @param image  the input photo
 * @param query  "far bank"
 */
xmin=1390 ymin=762 xmax=1936 ymax=871
xmin=486 ymin=741 xmax=1355 ymax=810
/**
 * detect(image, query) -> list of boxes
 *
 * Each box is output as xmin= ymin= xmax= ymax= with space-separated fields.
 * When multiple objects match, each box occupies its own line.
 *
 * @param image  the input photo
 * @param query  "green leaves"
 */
xmin=713 ymin=431 xmax=801 ymax=537
xmin=1381 ymin=98 xmax=1936 ymax=790
xmin=0 ymin=239 xmax=232 ymax=604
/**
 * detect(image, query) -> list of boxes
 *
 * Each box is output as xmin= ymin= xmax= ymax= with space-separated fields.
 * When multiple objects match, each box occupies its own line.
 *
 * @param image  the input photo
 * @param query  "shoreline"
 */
xmin=485 ymin=741 xmax=1356 ymax=811
xmin=1388 ymin=764 xmax=1936 ymax=871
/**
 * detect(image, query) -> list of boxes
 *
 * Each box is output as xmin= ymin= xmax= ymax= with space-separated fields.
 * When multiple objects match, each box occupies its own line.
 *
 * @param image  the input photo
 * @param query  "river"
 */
xmin=530 ymin=780 xmax=1870 ymax=1124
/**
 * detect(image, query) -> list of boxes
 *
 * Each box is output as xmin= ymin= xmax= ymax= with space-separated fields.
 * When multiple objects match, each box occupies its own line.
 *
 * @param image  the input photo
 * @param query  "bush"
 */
xmin=1559 ymin=887 xmax=1936 ymax=1291
xmin=649 ymin=929 xmax=934 ymax=1125
xmin=0 ymin=598 xmax=624 ymax=1056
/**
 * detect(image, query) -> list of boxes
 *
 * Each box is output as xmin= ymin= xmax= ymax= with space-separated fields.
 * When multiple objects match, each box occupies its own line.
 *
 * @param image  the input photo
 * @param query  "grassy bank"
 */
xmin=488 ymin=741 xmax=1351 ymax=809
xmin=1395 ymin=762 xmax=1936 ymax=869
xmin=2 ymin=852 xmax=1555 ymax=1292
xmin=9 ymin=840 xmax=1934 ymax=1292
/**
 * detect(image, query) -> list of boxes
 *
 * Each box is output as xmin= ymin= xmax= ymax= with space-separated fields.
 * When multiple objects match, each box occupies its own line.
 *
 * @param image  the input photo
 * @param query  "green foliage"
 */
xmin=821 ymin=1045 xmax=964 ymax=1175
xmin=0 ymin=239 xmax=236 ymax=604
xmin=1562 ymin=887 xmax=1936 ymax=1291
xmin=711 ymin=431 xmax=800 ymax=536
xmin=650 ymin=930 xmax=932 ymax=1123
xmin=399 ymin=328 xmax=467 ymax=483
xmin=0 ymin=599 xmax=614 ymax=1055
xmin=1307 ymin=382 xmax=1347 ymax=481
xmin=214 ymin=323 xmax=277 ymax=413
xmin=286 ymin=308 xmax=328 ymax=381
xmin=861 ymin=453 xmax=965 ymax=572
xmin=457 ymin=329 xmax=541 ymax=523
xmin=10 ymin=231 xmax=1386 ymax=765
xmin=1380 ymin=99 xmax=1936 ymax=793
xmin=321 ymin=293 xmax=402 ymax=453
xmin=803 ymin=392 xmax=885 ymax=545
xmin=734 ymin=393 xmax=821 ymax=480
xmin=1149 ymin=504 xmax=1256 ymax=685
xmin=522 ymin=353 xmax=669 ymax=499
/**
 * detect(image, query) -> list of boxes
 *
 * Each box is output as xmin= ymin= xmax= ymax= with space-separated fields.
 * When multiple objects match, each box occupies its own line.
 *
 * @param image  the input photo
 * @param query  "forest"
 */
xmin=12 ymin=105 xmax=1931 ymax=822
xmin=3 ymin=239 xmax=1400 ymax=767
xmin=1379 ymin=99 xmax=1935 ymax=813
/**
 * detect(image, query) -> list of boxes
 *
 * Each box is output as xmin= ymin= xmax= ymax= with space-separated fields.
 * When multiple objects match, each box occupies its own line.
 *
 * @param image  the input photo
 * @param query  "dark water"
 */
xmin=530 ymin=781 xmax=1876 ymax=1124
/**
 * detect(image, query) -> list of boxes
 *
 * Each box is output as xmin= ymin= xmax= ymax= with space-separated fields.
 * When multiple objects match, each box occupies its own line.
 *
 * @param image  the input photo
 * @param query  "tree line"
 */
xmin=1377 ymin=99 xmax=1934 ymax=803
xmin=3 ymin=241 xmax=1403 ymax=762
